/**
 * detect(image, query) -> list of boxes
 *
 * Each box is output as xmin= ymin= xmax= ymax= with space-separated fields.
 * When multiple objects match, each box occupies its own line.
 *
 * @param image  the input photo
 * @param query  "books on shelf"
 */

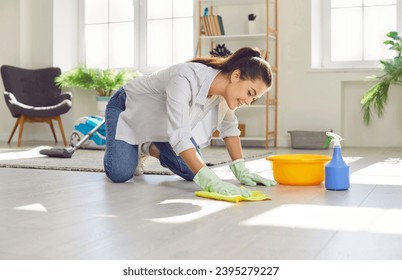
xmin=201 ymin=15 xmax=225 ymax=36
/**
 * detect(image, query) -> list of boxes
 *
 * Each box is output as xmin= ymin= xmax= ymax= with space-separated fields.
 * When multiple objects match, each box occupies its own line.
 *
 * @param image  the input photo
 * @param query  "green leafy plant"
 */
xmin=361 ymin=31 xmax=402 ymax=124
xmin=55 ymin=66 xmax=139 ymax=96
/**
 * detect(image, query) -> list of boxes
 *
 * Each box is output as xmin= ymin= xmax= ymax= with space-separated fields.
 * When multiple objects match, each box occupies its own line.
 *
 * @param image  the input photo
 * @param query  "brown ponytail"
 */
xmin=190 ymin=47 xmax=272 ymax=88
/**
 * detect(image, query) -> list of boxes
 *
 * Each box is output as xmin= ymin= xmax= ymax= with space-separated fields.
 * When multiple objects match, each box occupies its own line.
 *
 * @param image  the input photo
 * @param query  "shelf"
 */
xmin=238 ymin=105 xmax=266 ymax=109
xmin=201 ymin=0 xmax=267 ymax=6
xmin=200 ymin=33 xmax=276 ymax=40
xmin=198 ymin=0 xmax=278 ymax=148
xmin=212 ymin=136 xmax=266 ymax=141
xmin=236 ymin=105 xmax=276 ymax=109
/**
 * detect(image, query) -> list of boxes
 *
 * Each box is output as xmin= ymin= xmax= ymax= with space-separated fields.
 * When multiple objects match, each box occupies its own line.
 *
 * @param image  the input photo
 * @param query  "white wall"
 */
xmin=277 ymin=0 xmax=402 ymax=147
xmin=0 ymin=0 xmax=21 ymax=142
xmin=342 ymin=82 xmax=402 ymax=147
xmin=0 ymin=0 xmax=55 ymax=142
xmin=0 ymin=0 xmax=86 ymax=144
xmin=53 ymin=0 xmax=80 ymax=71
xmin=0 ymin=0 xmax=401 ymax=147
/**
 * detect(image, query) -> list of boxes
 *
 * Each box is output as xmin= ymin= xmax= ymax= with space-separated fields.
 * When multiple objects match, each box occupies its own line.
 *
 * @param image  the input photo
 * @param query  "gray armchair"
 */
xmin=1 ymin=65 xmax=72 ymax=147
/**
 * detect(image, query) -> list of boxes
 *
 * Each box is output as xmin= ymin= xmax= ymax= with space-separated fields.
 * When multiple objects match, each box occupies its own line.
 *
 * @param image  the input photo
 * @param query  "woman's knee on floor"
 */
xmin=105 ymin=166 xmax=134 ymax=183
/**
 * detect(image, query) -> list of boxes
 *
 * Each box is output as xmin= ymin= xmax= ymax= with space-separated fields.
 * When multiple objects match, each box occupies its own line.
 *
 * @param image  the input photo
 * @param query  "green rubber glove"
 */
xmin=229 ymin=159 xmax=277 ymax=187
xmin=194 ymin=166 xmax=252 ymax=197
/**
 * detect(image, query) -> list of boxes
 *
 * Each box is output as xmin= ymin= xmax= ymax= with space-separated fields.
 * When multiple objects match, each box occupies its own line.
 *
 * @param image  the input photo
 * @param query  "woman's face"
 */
xmin=224 ymin=70 xmax=268 ymax=110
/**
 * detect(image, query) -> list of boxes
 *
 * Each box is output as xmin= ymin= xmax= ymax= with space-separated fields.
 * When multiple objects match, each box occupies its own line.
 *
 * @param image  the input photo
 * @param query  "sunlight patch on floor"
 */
xmin=148 ymin=199 xmax=233 ymax=224
xmin=0 ymin=146 xmax=51 ymax=160
xmin=241 ymin=204 xmax=402 ymax=235
xmin=13 ymin=203 xmax=48 ymax=212
xmin=93 ymin=214 xmax=118 ymax=218
xmin=351 ymin=157 xmax=402 ymax=186
xmin=212 ymin=158 xmax=275 ymax=180
xmin=343 ymin=156 xmax=364 ymax=164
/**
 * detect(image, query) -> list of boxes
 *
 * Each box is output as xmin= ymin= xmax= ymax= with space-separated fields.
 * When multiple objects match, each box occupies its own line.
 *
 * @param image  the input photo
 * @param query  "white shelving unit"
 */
xmin=197 ymin=0 xmax=278 ymax=148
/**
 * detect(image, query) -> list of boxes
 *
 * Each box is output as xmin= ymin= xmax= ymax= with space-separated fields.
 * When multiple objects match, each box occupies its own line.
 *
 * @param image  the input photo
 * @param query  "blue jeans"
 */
xmin=103 ymin=88 xmax=199 ymax=183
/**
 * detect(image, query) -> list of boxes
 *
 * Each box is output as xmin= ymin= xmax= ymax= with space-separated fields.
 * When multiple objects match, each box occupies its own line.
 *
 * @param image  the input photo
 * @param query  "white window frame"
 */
xmin=79 ymin=0 xmax=196 ymax=74
xmin=311 ymin=0 xmax=402 ymax=70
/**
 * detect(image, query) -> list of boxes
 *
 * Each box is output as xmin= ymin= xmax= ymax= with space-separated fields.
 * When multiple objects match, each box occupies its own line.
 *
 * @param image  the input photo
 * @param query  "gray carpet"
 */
xmin=0 ymin=146 xmax=269 ymax=174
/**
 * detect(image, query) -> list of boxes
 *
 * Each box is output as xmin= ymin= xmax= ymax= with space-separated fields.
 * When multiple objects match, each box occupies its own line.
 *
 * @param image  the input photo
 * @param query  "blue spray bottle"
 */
xmin=324 ymin=132 xmax=350 ymax=191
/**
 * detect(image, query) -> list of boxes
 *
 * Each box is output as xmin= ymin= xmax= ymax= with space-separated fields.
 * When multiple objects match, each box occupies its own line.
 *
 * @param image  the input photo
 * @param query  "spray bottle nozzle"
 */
xmin=323 ymin=132 xmax=344 ymax=148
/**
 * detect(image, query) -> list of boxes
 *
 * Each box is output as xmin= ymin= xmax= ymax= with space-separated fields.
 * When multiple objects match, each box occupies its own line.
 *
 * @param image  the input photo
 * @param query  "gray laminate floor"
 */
xmin=1 ymin=141 xmax=402 ymax=260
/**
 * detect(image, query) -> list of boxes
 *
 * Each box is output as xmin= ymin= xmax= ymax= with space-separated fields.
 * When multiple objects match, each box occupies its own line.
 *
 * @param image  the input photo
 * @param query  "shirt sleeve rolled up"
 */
xmin=217 ymin=102 xmax=240 ymax=139
xmin=165 ymin=74 xmax=195 ymax=155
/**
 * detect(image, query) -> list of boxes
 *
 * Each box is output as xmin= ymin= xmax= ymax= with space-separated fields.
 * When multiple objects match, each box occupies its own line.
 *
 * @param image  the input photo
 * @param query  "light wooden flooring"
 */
xmin=0 ymin=141 xmax=402 ymax=260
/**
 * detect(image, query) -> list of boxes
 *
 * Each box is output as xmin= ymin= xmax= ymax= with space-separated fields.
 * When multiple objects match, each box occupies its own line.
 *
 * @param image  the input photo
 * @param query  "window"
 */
xmin=83 ymin=0 xmax=194 ymax=71
xmin=146 ymin=0 xmax=194 ymax=67
xmin=84 ymin=0 xmax=135 ymax=69
xmin=312 ymin=0 xmax=399 ymax=69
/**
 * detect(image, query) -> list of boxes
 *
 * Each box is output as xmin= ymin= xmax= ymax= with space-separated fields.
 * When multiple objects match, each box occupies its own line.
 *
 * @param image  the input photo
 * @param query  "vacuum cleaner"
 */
xmin=40 ymin=116 xmax=106 ymax=158
xmin=69 ymin=115 xmax=106 ymax=149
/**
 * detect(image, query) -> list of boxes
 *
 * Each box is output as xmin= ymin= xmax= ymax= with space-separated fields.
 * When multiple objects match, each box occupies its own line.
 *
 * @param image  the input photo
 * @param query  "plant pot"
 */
xmin=96 ymin=96 xmax=110 ymax=116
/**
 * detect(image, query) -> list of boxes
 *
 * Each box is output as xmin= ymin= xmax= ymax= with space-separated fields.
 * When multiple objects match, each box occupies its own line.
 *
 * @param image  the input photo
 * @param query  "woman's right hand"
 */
xmin=194 ymin=166 xmax=251 ymax=197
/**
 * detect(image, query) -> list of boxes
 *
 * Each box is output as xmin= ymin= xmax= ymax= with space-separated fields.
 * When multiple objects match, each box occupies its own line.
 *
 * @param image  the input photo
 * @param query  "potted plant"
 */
xmin=55 ymin=66 xmax=139 ymax=115
xmin=361 ymin=31 xmax=402 ymax=124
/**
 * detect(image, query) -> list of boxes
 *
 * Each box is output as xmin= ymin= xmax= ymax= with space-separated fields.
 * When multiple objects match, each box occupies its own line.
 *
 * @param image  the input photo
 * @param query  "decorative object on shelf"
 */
xmin=209 ymin=44 xmax=232 ymax=57
xmin=248 ymin=13 xmax=257 ymax=34
xmin=198 ymin=0 xmax=278 ymax=148
xmin=248 ymin=13 xmax=257 ymax=21
xmin=361 ymin=31 xmax=402 ymax=124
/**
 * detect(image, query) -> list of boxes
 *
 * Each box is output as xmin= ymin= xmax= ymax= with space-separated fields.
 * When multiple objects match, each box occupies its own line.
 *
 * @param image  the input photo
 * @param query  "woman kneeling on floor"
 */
xmin=103 ymin=47 xmax=276 ymax=197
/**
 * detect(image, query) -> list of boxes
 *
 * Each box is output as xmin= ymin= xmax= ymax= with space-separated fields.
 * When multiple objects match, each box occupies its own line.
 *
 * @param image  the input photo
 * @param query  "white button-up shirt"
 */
xmin=116 ymin=62 xmax=240 ymax=155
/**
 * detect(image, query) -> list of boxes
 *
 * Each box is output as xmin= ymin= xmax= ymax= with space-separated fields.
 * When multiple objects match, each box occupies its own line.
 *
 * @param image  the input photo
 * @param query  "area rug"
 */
xmin=0 ymin=146 xmax=270 ymax=174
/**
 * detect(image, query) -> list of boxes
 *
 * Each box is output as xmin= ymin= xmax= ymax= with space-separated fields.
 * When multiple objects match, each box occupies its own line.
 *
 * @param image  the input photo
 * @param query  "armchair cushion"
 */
xmin=4 ymin=91 xmax=72 ymax=118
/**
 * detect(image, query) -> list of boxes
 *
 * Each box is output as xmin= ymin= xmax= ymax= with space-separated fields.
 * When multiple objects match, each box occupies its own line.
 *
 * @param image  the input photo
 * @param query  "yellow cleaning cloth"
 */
xmin=195 ymin=190 xmax=271 ymax=203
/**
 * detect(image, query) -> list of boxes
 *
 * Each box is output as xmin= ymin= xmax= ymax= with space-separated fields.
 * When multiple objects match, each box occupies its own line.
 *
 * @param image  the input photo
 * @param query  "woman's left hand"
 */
xmin=229 ymin=159 xmax=277 ymax=187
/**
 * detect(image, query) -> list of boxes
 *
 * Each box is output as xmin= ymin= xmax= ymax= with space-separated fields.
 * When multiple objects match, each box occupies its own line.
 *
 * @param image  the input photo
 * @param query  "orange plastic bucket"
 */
xmin=266 ymin=154 xmax=331 ymax=186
